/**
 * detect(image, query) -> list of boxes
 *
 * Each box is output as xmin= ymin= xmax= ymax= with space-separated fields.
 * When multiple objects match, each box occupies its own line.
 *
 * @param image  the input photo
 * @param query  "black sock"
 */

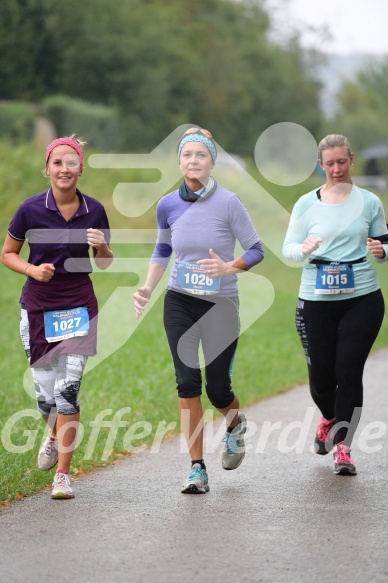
xmin=226 ymin=412 xmax=241 ymax=433
xmin=191 ymin=459 xmax=206 ymax=471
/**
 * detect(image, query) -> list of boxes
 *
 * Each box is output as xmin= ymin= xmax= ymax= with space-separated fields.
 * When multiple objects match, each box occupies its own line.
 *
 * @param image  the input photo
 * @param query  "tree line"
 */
xmin=332 ymin=59 xmax=388 ymax=166
xmin=5 ymin=0 xmax=388 ymax=160
xmin=0 ymin=0 xmax=327 ymax=154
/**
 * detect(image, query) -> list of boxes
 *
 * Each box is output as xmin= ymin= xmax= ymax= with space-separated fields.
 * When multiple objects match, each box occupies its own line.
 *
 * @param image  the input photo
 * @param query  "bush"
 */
xmin=0 ymin=101 xmax=36 ymax=142
xmin=42 ymin=95 xmax=122 ymax=152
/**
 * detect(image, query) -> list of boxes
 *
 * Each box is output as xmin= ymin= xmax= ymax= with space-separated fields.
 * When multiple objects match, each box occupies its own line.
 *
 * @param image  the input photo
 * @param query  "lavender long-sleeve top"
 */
xmin=150 ymin=185 xmax=264 ymax=296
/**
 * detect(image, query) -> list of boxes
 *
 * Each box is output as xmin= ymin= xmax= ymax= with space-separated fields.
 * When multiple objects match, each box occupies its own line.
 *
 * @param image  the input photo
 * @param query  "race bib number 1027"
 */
xmin=44 ymin=307 xmax=90 ymax=342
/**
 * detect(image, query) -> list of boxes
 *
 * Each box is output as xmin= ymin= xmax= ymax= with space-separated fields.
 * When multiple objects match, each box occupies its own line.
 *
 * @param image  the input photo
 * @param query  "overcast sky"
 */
xmin=268 ymin=0 xmax=388 ymax=55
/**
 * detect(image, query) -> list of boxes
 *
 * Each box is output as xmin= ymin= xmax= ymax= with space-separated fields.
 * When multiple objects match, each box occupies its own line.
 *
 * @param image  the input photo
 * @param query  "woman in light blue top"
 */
xmin=133 ymin=127 xmax=263 ymax=494
xmin=283 ymin=134 xmax=388 ymax=476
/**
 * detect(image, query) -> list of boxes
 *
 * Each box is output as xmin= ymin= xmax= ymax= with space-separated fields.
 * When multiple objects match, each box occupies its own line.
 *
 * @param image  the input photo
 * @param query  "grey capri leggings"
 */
xmin=20 ymin=307 xmax=87 ymax=416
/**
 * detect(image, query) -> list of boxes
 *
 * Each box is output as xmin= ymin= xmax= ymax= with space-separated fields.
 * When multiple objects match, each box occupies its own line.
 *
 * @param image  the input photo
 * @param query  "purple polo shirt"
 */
xmin=7 ymin=188 xmax=111 ymax=365
xmin=8 ymin=188 xmax=111 ymax=275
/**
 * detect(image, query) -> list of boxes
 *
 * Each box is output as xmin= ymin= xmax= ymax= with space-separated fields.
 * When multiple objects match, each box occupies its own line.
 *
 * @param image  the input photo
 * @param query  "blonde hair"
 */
xmin=318 ymin=134 xmax=352 ymax=162
xmin=43 ymin=134 xmax=87 ymax=177
xmin=65 ymin=133 xmax=87 ymax=149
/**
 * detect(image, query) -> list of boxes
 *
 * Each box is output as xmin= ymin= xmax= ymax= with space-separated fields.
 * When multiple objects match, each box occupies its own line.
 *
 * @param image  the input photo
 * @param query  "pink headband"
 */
xmin=45 ymin=138 xmax=84 ymax=170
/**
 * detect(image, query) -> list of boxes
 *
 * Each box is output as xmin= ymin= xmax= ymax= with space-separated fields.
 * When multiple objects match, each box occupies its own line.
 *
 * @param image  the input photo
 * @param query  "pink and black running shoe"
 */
xmin=314 ymin=416 xmax=335 ymax=455
xmin=332 ymin=442 xmax=357 ymax=475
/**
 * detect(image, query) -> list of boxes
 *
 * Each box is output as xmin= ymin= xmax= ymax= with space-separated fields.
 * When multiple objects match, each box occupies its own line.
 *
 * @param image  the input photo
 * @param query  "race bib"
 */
xmin=44 ymin=307 xmax=89 ymax=342
xmin=176 ymin=262 xmax=220 ymax=295
xmin=315 ymin=263 xmax=355 ymax=295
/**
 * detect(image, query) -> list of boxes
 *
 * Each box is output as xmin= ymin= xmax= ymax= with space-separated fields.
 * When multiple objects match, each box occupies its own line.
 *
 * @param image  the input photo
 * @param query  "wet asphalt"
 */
xmin=0 ymin=348 xmax=387 ymax=583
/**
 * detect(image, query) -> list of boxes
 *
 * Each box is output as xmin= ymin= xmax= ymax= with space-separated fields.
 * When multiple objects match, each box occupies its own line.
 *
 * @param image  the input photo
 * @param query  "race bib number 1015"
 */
xmin=315 ymin=264 xmax=355 ymax=295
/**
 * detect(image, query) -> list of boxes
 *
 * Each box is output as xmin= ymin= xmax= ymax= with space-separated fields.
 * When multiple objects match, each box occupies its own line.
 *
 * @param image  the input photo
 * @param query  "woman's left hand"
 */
xmin=87 ymin=228 xmax=106 ymax=249
xmin=367 ymin=238 xmax=385 ymax=259
xmin=197 ymin=248 xmax=233 ymax=277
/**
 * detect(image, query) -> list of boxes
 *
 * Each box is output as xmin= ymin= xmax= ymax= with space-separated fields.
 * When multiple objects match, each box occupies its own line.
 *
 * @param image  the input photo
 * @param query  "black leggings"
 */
xmin=163 ymin=289 xmax=239 ymax=409
xmin=295 ymin=290 xmax=384 ymax=445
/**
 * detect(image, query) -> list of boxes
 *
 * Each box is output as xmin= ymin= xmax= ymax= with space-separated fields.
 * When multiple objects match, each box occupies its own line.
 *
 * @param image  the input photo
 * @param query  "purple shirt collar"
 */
xmin=45 ymin=188 xmax=90 ymax=217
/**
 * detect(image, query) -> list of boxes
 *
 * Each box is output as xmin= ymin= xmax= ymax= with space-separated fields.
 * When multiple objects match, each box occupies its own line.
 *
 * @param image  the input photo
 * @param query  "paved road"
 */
xmin=1 ymin=349 xmax=387 ymax=583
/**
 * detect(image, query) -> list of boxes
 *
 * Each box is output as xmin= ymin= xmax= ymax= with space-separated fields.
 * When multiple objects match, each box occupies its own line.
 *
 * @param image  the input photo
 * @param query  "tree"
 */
xmin=0 ymin=0 xmax=59 ymax=100
xmin=332 ymin=58 xmax=388 ymax=154
xmin=0 ymin=0 xmax=323 ymax=154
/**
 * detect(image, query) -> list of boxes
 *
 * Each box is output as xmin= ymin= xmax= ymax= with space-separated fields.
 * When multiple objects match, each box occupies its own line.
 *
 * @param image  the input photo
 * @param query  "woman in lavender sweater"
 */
xmin=133 ymin=128 xmax=264 ymax=493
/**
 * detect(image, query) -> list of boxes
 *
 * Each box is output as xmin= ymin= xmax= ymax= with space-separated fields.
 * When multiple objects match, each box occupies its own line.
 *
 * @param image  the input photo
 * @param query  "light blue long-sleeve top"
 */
xmin=150 ymin=184 xmax=263 ymax=296
xmin=282 ymin=184 xmax=388 ymax=301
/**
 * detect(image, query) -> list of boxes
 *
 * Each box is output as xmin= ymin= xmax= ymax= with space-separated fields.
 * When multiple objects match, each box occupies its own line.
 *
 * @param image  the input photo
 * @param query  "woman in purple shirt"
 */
xmin=133 ymin=128 xmax=264 ymax=494
xmin=1 ymin=135 xmax=113 ymax=500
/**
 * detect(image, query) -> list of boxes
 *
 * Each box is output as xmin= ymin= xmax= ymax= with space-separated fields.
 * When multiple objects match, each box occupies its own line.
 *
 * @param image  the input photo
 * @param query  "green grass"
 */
xmin=1 ymin=140 xmax=388 ymax=505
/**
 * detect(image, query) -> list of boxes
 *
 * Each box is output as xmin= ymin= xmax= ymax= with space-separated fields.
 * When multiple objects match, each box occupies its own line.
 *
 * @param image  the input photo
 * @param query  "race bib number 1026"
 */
xmin=176 ymin=262 xmax=221 ymax=295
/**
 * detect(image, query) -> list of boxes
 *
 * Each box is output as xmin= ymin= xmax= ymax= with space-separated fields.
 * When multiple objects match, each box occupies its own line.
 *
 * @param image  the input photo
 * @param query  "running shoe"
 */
xmin=221 ymin=411 xmax=247 ymax=470
xmin=38 ymin=433 xmax=58 ymax=471
xmin=333 ymin=442 xmax=357 ymax=475
xmin=51 ymin=471 xmax=75 ymax=499
xmin=314 ymin=416 xmax=335 ymax=455
xmin=181 ymin=464 xmax=209 ymax=494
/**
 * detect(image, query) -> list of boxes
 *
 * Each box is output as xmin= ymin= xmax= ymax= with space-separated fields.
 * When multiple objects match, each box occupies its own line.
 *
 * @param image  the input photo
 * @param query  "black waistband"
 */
xmin=309 ymin=256 xmax=366 ymax=266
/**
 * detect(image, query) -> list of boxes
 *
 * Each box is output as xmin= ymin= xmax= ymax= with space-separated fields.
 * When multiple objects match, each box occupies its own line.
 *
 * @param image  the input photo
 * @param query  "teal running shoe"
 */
xmin=181 ymin=463 xmax=209 ymax=494
xmin=221 ymin=412 xmax=247 ymax=470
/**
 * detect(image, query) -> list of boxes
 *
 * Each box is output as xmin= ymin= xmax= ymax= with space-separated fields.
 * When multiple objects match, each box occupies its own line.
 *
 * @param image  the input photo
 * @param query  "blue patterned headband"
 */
xmin=178 ymin=133 xmax=217 ymax=164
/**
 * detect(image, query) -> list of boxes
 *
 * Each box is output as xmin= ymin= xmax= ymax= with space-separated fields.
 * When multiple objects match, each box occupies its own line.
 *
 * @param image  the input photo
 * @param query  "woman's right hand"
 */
xmin=133 ymin=286 xmax=152 ymax=319
xmin=302 ymin=237 xmax=322 ymax=256
xmin=28 ymin=263 xmax=55 ymax=282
